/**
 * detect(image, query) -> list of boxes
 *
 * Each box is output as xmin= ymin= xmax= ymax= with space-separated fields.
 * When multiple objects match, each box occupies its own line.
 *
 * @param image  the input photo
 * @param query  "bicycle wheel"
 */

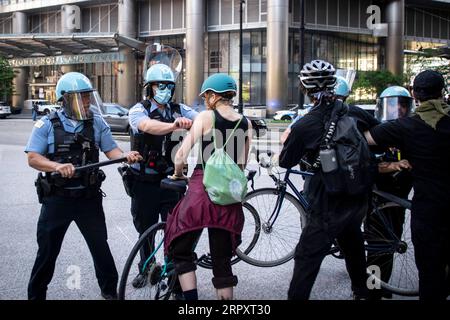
xmin=237 ymin=188 xmax=307 ymax=267
xmin=197 ymin=202 xmax=261 ymax=269
xmin=364 ymin=202 xmax=418 ymax=296
xmin=119 ymin=222 xmax=177 ymax=300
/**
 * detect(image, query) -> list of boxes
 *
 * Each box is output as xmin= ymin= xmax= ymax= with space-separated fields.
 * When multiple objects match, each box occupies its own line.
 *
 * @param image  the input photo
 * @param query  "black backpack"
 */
xmin=316 ymin=100 xmax=373 ymax=196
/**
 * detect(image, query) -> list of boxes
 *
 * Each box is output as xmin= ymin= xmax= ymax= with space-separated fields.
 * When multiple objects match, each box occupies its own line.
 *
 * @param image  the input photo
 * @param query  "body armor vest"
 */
xmin=47 ymin=112 xmax=101 ymax=188
xmin=131 ymin=101 xmax=182 ymax=179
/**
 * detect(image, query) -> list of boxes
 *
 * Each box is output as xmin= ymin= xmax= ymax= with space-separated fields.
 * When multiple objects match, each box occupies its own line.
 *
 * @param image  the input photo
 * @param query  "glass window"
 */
xmin=140 ymin=1 xmax=150 ymax=32
xmin=90 ymin=7 xmax=100 ymax=32
xmin=208 ymin=0 xmax=220 ymax=26
xmin=173 ymin=0 xmax=183 ymax=29
xmin=162 ymin=1 xmax=172 ymax=29
xmin=440 ymin=18 xmax=448 ymax=40
xmin=234 ymin=0 xmax=241 ymax=25
xmin=338 ymin=0 xmax=349 ymax=27
xmin=316 ymin=0 xmax=326 ymax=25
xmin=230 ymin=32 xmax=240 ymax=72
xmin=247 ymin=0 xmax=259 ymax=23
xmin=100 ymin=6 xmax=109 ymax=32
xmin=415 ymin=11 xmax=424 ymax=37
xmin=209 ymin=32 xmax=220 ymax=71
xmin=110 ymin=5 xmax=118 ymax=32
xmin=82 ymin=8 xmax=90 ymax=32
xmin=41 ymin=14 xmax=48 ymax=33
xmin=359 ymin=0 xmax=371 ymax=29
xmin=261 ymin=0 xmax=267 ymax=22
xmin=406 ymin=7 xmax=415 ymax=37
xmin=349 ymin=0 xmax=359 ymax=28
xmin=221 ymin=0 xmax=233 ymax=25
xmin=219 ymin=33 xmax=230 ymax=72
xmin=56 ymin=11 xmax=61 ymax=33
xmin=151 ymin=0 xmax=161 ymax=30
xmin=328 ymin=0 xmax=337 ymax=26
xmin=305 ymin=0 xmax=315 ymax=24
xmin=432 ymin=12 xmax=440 ymax=39
xmin=424 ymin=12 xmax=432 ymax=38
xmin=48 ymin=12 xmax=56 ymax=33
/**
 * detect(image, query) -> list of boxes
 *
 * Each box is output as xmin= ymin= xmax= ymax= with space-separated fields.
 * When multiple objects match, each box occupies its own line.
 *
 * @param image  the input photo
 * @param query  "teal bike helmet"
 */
xmin=199 ymin=73 xmax=237 ymax=97
xmin=55 ymin=72 xmax=100 ymax=120
xmin=334 ymin=76 xmax=350 ymax=98
xmin=375 ymin=86 xmax=414 ymax=122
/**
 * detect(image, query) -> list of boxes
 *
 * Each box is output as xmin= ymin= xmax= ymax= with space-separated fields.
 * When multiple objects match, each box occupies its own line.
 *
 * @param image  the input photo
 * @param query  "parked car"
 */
xmin=273 ymin=104 xmax=311 ymax=121
xmin=98 ymin=103 xmax=130 ymax=133
xmin=357 ymin=104 xmax=376 ymax=117
xmin=0 ymin=101 xmax=11 ymax=119
xmin=24 ymin=99 xmax=61 ymax=115
xmin=232 ymin=106 xmax=267 ymax=138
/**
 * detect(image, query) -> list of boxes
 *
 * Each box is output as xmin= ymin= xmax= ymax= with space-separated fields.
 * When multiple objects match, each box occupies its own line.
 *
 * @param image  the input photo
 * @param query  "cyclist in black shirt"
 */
xmin=280 ymin=61 xmax=376 ymax=300
xmin=365 ymin=70 xmax=450 ymax=300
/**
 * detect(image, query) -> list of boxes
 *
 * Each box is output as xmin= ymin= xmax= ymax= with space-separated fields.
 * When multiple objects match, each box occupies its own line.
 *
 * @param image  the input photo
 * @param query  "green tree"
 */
xmin=0 ymin=56 xmax=15 ymax=103
xmin=352 ymin=70 xmax=405 ymax=99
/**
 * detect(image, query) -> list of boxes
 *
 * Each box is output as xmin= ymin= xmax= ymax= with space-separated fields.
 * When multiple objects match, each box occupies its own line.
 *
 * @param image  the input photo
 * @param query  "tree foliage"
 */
xmin=0 ymin=56 xmax=15 ymax=102
xmin=352 ymin=70 xmax=405 ymax=98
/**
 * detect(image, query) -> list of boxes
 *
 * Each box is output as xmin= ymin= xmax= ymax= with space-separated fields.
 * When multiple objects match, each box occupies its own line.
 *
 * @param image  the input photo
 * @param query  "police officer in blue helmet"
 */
xmin=127 ymin=63 xmax=197 ymax=289
xmin=25 ymin=72 xmax=142 ymax=300
xmin=375 ymin=86 xmax=415 ymax=122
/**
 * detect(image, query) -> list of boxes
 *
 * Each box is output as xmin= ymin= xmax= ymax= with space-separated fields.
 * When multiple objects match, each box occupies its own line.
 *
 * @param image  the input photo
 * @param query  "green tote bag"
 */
xmin=202 ymin=112 xmax=248 ymax=206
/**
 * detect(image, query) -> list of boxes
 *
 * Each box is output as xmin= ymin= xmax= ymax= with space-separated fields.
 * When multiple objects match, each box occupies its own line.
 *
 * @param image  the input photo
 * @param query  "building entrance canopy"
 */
xmin=0 ymin=32 xmax=145 ymax=59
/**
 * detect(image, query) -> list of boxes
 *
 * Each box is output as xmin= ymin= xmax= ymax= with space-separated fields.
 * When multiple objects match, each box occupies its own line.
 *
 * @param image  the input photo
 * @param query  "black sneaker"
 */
xmin=101 ymin=291 xmax=118 ymax=300
xmin=132 ymin=273 xmax=148 ymax=289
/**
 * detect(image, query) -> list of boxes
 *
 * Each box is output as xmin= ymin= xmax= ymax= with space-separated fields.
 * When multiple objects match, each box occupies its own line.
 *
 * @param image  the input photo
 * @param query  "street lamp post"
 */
xmin=238 ymin=0 xmax=245 ymax=114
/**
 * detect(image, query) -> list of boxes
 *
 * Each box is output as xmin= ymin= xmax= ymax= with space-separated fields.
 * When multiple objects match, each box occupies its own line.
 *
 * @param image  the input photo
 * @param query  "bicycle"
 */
xmin=118 ymin=172 xmax=260 ymax=300
xmin=238 ymin=152 xmax=418 ymax=296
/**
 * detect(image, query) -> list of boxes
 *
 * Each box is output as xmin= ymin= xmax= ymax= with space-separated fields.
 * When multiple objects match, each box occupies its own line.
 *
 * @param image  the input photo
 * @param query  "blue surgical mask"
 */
xmin=154 ymin=88 xmax=172 ymax=105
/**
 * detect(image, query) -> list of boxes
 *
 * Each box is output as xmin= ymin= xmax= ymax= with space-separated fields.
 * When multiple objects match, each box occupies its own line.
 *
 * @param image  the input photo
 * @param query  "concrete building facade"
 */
xmin=0 ymin=0 xmax=449 ymax=113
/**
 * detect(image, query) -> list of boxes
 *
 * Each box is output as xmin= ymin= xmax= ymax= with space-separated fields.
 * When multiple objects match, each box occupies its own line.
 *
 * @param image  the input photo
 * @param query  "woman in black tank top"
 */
xmin=165 ymin=74 xmax=252 ymax=301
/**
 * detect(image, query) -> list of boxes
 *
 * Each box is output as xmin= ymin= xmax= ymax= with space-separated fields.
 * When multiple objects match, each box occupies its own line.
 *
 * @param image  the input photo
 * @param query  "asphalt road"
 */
xmin=0 ymin=118 xmax=355 ymax=300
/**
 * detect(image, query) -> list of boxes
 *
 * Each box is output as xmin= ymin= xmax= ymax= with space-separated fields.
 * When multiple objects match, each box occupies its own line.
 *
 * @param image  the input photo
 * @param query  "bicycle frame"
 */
xmin=265 ymin=168 xmax=312 ymax=230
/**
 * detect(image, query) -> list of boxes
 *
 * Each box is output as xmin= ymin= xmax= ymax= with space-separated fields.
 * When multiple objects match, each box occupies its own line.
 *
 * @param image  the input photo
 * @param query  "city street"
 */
xmin=0 ymin=117 xmax=365 ymax=300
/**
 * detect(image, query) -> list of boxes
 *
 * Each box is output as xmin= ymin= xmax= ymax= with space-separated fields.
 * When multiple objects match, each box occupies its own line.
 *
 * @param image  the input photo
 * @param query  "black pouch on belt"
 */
xmin=118 ymin=165 xmax=135 ymax=197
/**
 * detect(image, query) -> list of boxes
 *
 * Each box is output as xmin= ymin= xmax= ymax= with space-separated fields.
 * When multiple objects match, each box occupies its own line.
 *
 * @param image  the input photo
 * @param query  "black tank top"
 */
xmin=195 ymin=109 xmax=249 ymax=170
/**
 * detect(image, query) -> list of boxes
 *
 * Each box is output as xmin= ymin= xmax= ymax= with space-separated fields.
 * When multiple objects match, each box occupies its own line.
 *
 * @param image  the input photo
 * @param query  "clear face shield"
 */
xmin=375 ymin=96 xmax=415 ymax=122
xmin=62 ymin=90 xmax=103 ymax=120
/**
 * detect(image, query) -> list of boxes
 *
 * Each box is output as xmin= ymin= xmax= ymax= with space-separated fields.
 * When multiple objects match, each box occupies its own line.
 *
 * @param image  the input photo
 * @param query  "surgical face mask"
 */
xmin=154 ymin=87 xmax=172 ymax=105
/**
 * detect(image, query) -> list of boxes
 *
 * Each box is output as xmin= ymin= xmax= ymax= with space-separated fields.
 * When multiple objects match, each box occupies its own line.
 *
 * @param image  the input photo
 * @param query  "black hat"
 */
xmin=413 ymin=70 xmax=446 ymax=101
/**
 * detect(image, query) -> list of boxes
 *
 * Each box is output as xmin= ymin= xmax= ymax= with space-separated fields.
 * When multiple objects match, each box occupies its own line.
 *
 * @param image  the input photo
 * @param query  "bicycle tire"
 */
xmin=197 ymin=202 xmax=261 ymax=269
xmin=365 ymin=202 xmax=418 ymax=296
xmin=119 ymin=222 xmax=176 ymax=300
xmin=237 ymin=188 xmax=308 ymax=267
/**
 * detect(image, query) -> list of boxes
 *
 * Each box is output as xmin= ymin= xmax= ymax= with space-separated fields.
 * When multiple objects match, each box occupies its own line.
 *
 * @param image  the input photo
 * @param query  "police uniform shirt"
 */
xmin=128 ymin=100 xmax=198 ymax=173
xmin=369 ymin=113 xmax=450 ymax=213
xmin=25 ymin=110 xmax=118 ymax=155
xmin=128 ymin=100 xmax=198 ymax=135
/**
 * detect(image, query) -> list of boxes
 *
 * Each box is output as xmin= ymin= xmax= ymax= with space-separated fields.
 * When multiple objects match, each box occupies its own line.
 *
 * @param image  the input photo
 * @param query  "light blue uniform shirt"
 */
xmin=25 ymin=110 xmax=118 ymax=155
xmin=129 ymin=100 xmax=198 ymax=134
xmin=128 ymin=100 xmax=198 ymax=173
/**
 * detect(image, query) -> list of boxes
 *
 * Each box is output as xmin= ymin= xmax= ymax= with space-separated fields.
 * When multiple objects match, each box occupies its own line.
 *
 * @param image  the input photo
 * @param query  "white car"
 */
xmin=24 ymin=99 xmax=61 ymax=115
xmin=273 ymin=104 xmax=312 ymax=121
xmin=0 ymin=101 xmax=11 ymax=119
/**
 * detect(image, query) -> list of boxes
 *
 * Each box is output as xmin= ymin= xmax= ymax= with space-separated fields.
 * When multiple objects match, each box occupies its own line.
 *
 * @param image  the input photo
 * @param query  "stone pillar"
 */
xmin=185 ymin=0 xmax=205 ymax=108
xmin=117 ymin=0 xmax=137 ymax=107
xmin=12 ymin=12 xmax=28 ymax=111
xmin=386 ymin=0 xmax=404 ymax=76
xmin=266 ymin=0 xmax=289 ymax=115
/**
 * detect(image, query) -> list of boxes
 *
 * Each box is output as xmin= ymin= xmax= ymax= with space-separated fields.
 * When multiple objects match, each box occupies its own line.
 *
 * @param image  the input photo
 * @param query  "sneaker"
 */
xmin=132 ymin=273 xmax=148 ymax=289
xmin=101 ymin=291 xmax=118 ymax=300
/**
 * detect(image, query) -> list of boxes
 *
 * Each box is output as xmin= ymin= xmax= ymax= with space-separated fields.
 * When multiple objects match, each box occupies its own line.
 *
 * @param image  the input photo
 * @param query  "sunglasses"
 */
xmin=156 ymin=83 xmax=175 ymax=90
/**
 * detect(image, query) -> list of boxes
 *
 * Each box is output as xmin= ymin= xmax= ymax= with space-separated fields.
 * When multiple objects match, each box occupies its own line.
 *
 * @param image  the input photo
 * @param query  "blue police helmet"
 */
xmin=56 ymin=72 xmax=94 ymax=101
xmin=144 ymin=64 xmax=176 ymax=87
xmin=334 ymin=76 xmax=350 ymax=97
xmin=379 ymin=86 xmax=412 ymax=99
